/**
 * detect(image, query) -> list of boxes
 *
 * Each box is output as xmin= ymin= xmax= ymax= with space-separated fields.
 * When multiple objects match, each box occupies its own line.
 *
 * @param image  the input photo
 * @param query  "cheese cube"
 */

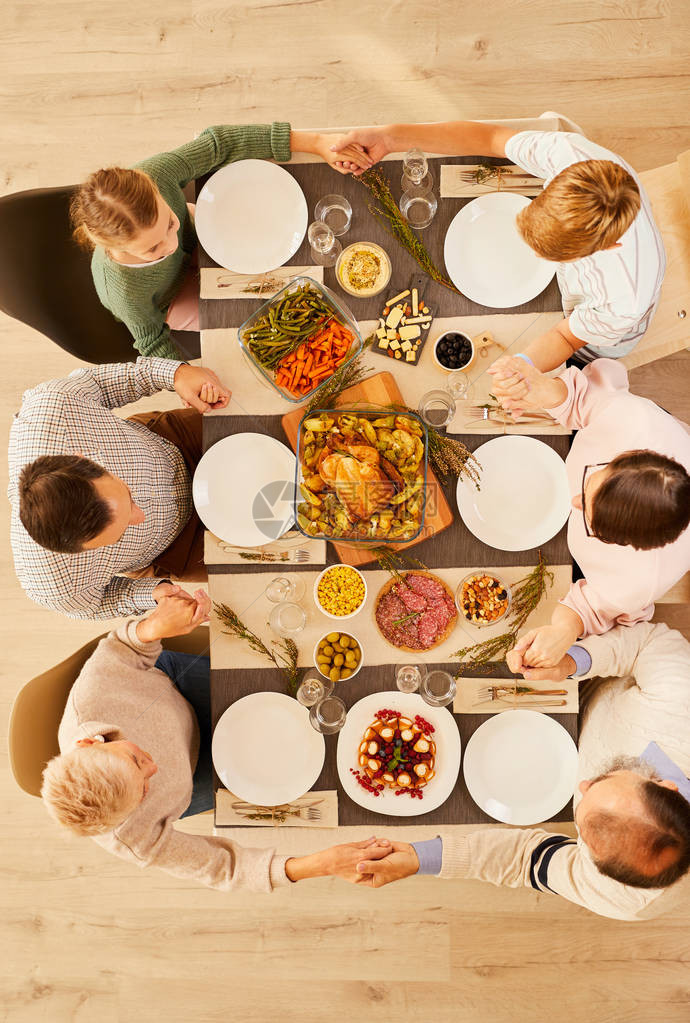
xmin=386 ymin=305 xmax=404 ymax=329
xmin=386 ymin=329 xmax=398 ymax=341
xmin=389 ymin=339 xmax=400 ymax=351
xmin=378 ymin=339 xmax=389 ymax=350
xmin=375 ymin=327 xmax=386 ymax=339
xmin=405 ymin=350 xmax=416 ymax=362
xmin=400 ymin=340 xmax=412 ymax=352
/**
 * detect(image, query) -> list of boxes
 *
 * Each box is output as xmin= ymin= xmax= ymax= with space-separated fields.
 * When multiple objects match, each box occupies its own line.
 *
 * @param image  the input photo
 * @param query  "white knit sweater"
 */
xmin=439 ymin=623 xmax=690 ymax=920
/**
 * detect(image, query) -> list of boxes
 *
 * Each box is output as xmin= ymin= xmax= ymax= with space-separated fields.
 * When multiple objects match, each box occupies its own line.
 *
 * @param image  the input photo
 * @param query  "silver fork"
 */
xmin=465 ymin=406 xmax=556 ymax=426
xmin=475 ymin=684 xmax=568 ymax=703
xmin=296 ymin=806 xmax=322 ymax=821
xmin=291 ymin=549 xmax=311 ymax=563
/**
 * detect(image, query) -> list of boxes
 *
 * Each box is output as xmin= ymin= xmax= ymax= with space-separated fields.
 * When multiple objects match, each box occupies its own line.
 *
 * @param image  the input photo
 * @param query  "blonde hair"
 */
xmin=41 ymin=745 xmax=141 ymax=836
xmin=516 ymin=159 xmax=641 ymax=262
xmin=70 ymin=167 xmax=160 ymax=251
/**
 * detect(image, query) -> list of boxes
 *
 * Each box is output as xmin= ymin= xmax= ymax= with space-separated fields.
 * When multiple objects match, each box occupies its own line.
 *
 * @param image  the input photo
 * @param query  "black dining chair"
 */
xmin=0 ymin=185 xmax=200 ymax=364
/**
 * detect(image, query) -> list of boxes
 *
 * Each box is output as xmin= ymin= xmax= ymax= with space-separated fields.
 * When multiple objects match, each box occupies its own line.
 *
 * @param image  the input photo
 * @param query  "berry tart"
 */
xmin=355 ymin=710 xmax=436 ymax=799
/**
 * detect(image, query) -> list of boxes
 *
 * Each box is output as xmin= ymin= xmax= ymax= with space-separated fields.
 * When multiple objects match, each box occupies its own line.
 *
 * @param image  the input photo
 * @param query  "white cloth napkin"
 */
xmin=200 ymin=265 xmax=324 ymax=300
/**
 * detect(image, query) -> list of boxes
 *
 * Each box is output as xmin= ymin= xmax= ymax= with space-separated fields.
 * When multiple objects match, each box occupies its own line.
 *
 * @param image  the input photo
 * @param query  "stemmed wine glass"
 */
xmin=395 ymin=664 xmax=426 ymax=694
xmin=308 ymin=220 xmax=341 ymax=266
xmin=401 ymin=149 xmax=434 ymax=193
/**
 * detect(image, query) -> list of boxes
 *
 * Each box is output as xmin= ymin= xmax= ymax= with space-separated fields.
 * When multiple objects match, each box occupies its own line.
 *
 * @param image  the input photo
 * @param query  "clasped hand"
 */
xmin=287 ymin=839 xmax=421 ymax=888
xmin=174 ymin=364 xmax=231 ymax=414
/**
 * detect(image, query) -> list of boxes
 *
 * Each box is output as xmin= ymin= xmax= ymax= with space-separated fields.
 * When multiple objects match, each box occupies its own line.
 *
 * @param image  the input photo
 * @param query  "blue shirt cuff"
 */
xmin=515 ymin=353 xmax=535 ymax=366
xmin=566 ymin=644 xmax=592 ymax=677
xmin=411 ymin=836 xmax=443 ymax=875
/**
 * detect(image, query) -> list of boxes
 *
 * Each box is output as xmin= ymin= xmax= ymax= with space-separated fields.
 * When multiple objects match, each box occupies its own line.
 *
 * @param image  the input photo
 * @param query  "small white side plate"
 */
xmin=195 ymin=159 xmax=308 ymax=274
xmin=193 ymin=432 xmax=296 ymax=547
xmin=463 ymin=709 xmax=578 ymax=825
xmin=456 ymin=435 xmax=571 ymax=551
xmin=444 ymin=192 xmax=555 ymax=307
xmin=212 ymin=692 xmax=325 ymax=806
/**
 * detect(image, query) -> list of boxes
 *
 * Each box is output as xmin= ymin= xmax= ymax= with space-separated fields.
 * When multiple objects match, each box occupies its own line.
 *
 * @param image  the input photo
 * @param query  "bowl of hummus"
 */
xmin=336 ymin=242 xmax=392 ymax=298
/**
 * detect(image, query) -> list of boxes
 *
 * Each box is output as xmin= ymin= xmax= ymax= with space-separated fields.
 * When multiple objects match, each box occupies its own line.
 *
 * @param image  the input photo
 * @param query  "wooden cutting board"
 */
xmin=281 ymin=371 xmax=454 ymax=567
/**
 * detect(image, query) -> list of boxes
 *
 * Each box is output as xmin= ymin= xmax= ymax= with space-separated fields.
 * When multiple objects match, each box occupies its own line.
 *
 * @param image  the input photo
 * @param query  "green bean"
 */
xmin=243 ymin=284 xmax=340 ymax=369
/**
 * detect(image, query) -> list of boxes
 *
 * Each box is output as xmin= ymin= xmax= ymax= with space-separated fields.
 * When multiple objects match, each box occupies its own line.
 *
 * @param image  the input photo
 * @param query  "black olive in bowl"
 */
xmin=433 ymin=331 xmax=474 ymax=371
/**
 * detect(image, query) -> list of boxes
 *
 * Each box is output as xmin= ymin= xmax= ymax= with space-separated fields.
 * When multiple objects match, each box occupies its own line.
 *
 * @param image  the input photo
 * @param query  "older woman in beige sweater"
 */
xmin=41 ymin=591 xmax=389 ymax=891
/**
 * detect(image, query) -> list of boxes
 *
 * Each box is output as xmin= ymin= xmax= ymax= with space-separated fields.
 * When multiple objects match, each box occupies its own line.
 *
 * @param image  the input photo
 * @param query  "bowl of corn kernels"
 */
xmin=455 ymin=572 xmax=511 ymax=628
xmin=314 ymin=564 xmax=367 ymax=620
xmin=313 ymin=630 xmax=364 ymax=682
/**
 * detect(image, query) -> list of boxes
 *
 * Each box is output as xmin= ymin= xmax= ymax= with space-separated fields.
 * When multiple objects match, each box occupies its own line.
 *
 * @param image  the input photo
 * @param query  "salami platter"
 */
xmin=374 ymin=570 xmax=458 ymax=652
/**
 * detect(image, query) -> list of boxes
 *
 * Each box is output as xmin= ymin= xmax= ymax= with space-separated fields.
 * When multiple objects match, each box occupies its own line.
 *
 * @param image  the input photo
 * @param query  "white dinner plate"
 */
xmin=443 ymin=192 xmax=555 ymax=307
xmin=195 ymin=159 xmax=308 ymax=273
xmin=463 ymin=710 xmax=578 ymax=825
xmin=456 ymin=435 xmax=570 ymax=551
xmin=336 ymin=691 xmax=461 ymax=817
xmin=212 ymin=692 xmax=326 ymax=806
xmin=192 ymin=433 xmax=296 ymax=547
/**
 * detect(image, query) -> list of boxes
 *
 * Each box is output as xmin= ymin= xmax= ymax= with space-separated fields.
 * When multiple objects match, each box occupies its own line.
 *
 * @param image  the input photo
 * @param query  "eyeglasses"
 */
xmin=580 ymin=462 xmax=609 ymax=537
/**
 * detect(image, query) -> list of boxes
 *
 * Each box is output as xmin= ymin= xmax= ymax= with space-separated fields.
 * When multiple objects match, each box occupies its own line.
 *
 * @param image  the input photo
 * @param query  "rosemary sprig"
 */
xmin=509 ymin=554 xmax=554 ymax=632
xmin=472 ymin=163 xmax=514 ymax=188
xmin=356 ymin=168 xmax=459 ymax=292
xmin=392 ymin=610 xmax=422 ymax=627
xmin=237 ymin=550 xmax=289 ymax=562
xmin=453 ymin=631 xmax=518 ymax=674
xmin=214 ymin=602 xmax=301 ymax=695
xmin=451 ymin=554 xmax=554 ymax=675
xmin=305 ymin=332 xmax=377 ymax=414
xmin=372 ymin=547 xmax=427 ymax=582
xmin=426 ymin=426 xmax=482 ymax=488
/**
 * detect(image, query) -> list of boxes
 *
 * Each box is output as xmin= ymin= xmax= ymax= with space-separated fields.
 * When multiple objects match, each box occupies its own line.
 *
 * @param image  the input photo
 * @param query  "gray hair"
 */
xmin=593 ymin=754 xmax=662 ymax=782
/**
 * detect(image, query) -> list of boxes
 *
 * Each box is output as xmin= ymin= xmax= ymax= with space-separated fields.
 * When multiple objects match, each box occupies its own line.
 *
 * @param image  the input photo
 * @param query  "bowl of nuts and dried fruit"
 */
xmin=455 ymin=572 xmax=511 ymax=627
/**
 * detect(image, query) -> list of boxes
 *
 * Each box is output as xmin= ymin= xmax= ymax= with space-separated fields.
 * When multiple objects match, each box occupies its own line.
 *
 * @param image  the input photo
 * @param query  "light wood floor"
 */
xmin=1 ymin=2 xmax=689 ymax=1020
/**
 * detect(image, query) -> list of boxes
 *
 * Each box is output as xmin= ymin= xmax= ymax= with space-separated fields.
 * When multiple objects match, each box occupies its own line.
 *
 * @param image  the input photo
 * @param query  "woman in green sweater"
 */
xmin=71 ymin=124 xmax=371 ymax=360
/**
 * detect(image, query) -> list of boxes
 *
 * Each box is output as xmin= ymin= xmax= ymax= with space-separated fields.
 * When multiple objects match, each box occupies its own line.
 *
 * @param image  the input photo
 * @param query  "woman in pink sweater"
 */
xmin=488 ymin=357 xmax=690 ymax=668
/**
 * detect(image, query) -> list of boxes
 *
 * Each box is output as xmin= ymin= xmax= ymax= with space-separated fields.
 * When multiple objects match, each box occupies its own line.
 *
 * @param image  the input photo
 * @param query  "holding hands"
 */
xmin=329 ymin=127 xmax=396 ymax=174
xmin=138 ymin=588 xmax=211 ymax=642
xmin=487 ymin=356 xmax=567 ymax=418
xmin=174 ymin=364 xmax=231 ymax=413
xmin=287 ymin=838 xmax=421 ymax=887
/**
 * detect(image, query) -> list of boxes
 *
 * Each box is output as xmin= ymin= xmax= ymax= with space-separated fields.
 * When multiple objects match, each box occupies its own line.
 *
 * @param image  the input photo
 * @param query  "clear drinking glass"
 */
xmin=401 ymin=149 xmax=434 ymax=193
xmin=445 ymin=370 xmax=475 ymax=406
xmin=418 ymin=389 xmax=456 ymax=428
xmin=309 ymin=694 xmax=347 ymax=734
xmin=308 ymin=220 xmax=342 ymax=266
xmin=399 ymin=184 xmax=438 ymax=229
xmin=315 ymin=194 xmax=352 ymax=237
xmin=420 ymin=669 xmax=456 ymax=708
xmin=395 ymin=664 xmax=425 ymax=694
xmin=265 ymin=576 xmax=305 ymax=604
xmin=268 ymin=601 xmax=307 ymax=638
xmin=296 ymin=675 xmax=334 ymax=707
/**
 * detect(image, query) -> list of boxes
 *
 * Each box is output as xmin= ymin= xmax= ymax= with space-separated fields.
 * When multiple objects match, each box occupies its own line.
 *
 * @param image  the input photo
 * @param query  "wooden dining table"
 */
xmin=197 ymin=143 xmax=578 ymax=834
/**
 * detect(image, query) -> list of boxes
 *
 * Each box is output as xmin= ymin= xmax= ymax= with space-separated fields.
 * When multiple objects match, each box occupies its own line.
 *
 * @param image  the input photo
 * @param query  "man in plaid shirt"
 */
xmin=8 ymin=357 xmax=229 ymax=619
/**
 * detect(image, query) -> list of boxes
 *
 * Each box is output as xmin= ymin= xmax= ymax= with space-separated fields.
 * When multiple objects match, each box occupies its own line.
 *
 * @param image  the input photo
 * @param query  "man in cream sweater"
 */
xmin=357 ymin=622 xmax=690 ymax=921
xmin=41 ymin=591 xmax=391 ymax=891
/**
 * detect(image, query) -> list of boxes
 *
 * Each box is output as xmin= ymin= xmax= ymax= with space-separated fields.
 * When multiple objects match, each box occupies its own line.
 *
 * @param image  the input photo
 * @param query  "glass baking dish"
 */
xmin=293 ymin=406 xmax=428 ymax=544
xmin=237 ymin=277 xmax=363 ymax=404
